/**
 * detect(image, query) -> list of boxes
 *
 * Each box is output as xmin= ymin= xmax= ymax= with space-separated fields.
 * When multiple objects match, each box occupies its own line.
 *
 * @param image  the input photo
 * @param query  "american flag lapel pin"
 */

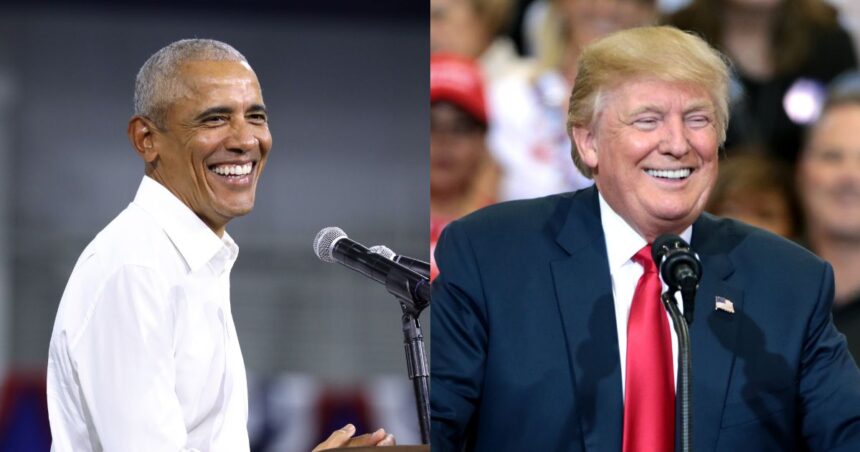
xmin=715 ymin=296 xmax=735 ymax=314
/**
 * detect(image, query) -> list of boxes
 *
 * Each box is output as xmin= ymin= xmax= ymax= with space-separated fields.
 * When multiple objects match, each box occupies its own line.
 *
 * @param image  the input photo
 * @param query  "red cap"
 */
xmin=430 ymin=53 xmax=487 ymax=124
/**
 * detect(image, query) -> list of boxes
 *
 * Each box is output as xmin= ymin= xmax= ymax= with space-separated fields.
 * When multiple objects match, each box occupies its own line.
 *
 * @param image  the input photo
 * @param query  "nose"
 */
xmin=225 ymin=119 xmax=260 ymax=153
xmin=660 ymin=116 xmax=690 ymax=158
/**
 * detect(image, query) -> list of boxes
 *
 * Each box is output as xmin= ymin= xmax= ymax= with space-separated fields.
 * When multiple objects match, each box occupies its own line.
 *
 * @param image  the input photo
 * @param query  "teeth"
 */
xmin=646 ymin=168 xmax=691 ymax=180
xmin=211 ymin=162 xmax=253 ymax=177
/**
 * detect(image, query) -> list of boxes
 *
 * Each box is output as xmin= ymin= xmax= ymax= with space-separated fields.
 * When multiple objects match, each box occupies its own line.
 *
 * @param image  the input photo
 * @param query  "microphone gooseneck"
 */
xmin=651 ymin=235 xmax=701 ymax=452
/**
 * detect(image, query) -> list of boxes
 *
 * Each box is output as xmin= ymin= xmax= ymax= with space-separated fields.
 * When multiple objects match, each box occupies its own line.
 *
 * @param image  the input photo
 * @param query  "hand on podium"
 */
xmin=313 ymin=423 xmax=396 ymax=450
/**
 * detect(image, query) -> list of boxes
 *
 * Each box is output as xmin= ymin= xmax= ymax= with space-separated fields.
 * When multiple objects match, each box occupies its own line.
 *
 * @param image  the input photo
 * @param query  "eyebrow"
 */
xmin=627 ymin=101 xmax=714 ymax=117
xmin=193 ymin=104 xmax=268 ymax=122
xmin=627 ymin=105 xmax=664 ymax=116
xmin=247 ymin=103 xmax=268 ymax=115
xmin=683 ymin=101 xmax=714 ymax=114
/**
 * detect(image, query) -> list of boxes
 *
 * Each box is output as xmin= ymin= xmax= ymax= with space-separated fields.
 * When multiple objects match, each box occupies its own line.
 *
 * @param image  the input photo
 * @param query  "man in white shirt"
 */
xmin=47 ymin=39 xmax=394 ymax=451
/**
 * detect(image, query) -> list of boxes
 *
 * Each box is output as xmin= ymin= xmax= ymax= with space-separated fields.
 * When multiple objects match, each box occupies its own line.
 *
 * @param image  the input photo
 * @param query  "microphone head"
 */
xmin=314 ymin=227 xmax=347 ymax=263
xmin=652 ymin=234 xmax=701 ymax=291
xmin=651 ymin=234 xmax=687 ymax=266
xmin=369 ymin=245 xmax=396 ymax=260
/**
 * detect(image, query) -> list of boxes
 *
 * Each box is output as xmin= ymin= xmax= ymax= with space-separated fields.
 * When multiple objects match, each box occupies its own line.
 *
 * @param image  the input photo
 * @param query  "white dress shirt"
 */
xmin=598 ymin=193 xmax=690 ymax=395
xmin=47 ymin=176 xmax=249 ymax=452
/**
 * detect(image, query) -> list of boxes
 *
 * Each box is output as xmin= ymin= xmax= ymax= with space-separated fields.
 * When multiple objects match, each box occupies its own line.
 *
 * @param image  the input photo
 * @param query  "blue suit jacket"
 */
xmin=431 ymin=187 xmax=860 ymax=451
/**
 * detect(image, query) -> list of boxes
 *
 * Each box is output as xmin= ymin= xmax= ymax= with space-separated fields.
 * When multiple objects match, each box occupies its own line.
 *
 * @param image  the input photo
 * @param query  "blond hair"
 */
xmin=567 ymin=26 xmax=730 ymax=178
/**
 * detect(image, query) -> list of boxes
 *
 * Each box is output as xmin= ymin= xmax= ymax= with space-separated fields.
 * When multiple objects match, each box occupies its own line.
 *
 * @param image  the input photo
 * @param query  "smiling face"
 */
xmin=798 ymin=104 xmax=860 ymax=242
xmin=572 ymin=78 xmax=719 ymax=240
xmin=130 ymin=59 xmax=272 ymax=236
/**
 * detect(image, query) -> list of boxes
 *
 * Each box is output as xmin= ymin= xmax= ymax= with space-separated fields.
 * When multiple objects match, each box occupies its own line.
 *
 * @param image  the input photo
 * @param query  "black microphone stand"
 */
xmin=662 ymin=289 xmax=694 ymax=452
xmin=385 ymin=269 xmax=431 ymax=444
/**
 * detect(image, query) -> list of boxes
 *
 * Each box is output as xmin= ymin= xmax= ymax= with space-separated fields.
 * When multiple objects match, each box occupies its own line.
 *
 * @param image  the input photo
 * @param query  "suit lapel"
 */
xmin=551 ymin=187 xmax=624 ymax=452
xmin=690 ymin=215 xmax=744 ymax=452
xmin=551 ymin=192 xmax=744 ymax=452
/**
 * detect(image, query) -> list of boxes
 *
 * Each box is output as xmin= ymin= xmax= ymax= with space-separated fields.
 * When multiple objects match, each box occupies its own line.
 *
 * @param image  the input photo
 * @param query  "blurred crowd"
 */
xmin=430 ymin=0 xmax=860 ymax=362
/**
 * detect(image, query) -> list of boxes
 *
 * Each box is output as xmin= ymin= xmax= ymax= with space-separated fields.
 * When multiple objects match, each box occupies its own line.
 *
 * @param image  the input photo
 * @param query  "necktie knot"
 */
xmin=632 ymin=244 xmax=656 ymax=274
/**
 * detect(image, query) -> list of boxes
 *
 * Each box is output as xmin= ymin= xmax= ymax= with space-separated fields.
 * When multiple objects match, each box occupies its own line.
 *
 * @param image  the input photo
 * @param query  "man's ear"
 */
xmin=571 ymin=125 xmax=599 ymax=170
xmin=127 ymin=116 xmax=159 ymax=164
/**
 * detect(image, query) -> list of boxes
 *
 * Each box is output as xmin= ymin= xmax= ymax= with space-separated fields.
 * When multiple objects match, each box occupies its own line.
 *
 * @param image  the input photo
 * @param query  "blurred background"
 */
xmin=0 ymin=1 xmax=427 ymax=450
xmin=7 ymin=0 xmax=860 ymax=449
xmin=431 ymin=0 xmax=860 ymax=387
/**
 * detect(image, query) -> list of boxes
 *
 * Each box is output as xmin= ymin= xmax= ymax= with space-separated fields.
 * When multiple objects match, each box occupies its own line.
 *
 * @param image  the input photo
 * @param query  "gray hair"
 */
xmin=134 ymin=38 xmax=248 ymax=128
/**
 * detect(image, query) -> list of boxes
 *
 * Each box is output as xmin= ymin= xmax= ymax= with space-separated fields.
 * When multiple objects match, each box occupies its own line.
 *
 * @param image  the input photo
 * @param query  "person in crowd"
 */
xmin=432 ymin=26 xmax=860 ymax=451
xmin=487 ymin=0 xmax=657 ymax=201
xmin=46 ymin=39 xmax=393 ymax=451
xmin=706 ymin=151 xmax=799 ymax=239
xmin=430 ymin=0 xmax=531 ymax=82
xmin=797 ymin=88 xmax=860 ymax=363
xmin=431 ymin=54 xmax=498 ymax=281
xmin=666 ymin=0 xmax=857 ymax=163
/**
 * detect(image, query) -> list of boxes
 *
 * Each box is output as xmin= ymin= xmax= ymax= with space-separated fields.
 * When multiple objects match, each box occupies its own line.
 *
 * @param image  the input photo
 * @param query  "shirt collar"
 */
xmin=133 ymin=176 xmax=239 ymax=274
xmin=598 ymin=192 xmax=692 ymax=270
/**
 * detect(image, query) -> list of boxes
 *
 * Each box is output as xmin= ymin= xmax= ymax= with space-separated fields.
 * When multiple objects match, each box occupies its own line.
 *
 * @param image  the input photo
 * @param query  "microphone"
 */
xmin=314 ymin=227 xmax=430 ymax=310
xmin=652 ymin=235 xmax=702 ymax=324
xmin=369 ymin=245 xmax=431 ymax=279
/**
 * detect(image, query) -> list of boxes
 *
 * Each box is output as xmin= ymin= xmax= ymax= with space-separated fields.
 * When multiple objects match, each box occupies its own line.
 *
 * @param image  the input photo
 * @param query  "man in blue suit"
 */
xmin=431 ymin=26 xmax=860 ymax=451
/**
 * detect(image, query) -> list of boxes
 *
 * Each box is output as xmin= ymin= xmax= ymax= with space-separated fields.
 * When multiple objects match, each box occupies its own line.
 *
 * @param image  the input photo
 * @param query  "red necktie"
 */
xmin=623 ymin=245 xmax=675 ymax=452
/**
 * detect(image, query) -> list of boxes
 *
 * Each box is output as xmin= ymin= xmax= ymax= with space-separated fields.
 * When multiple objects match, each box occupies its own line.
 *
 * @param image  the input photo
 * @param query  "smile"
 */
xmin=645 ymin=168 xmax=692 ymax=180
xmin=209 ymin=162 xmax=253 ymax=177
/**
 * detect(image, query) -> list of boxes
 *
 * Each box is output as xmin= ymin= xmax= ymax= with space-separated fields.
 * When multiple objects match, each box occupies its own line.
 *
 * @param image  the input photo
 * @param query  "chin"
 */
xmin=231 ymin=206 xmax=255 ymax=218
xmin=658 ymin=195 xmax=707 ymax=218
xmin=649 ymin=206 xmax=700 ymax=230
xmin=647 ymin=200 xmax=694 ymax=220
xmin=217 ymin=201 xmax=255 ymax=220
